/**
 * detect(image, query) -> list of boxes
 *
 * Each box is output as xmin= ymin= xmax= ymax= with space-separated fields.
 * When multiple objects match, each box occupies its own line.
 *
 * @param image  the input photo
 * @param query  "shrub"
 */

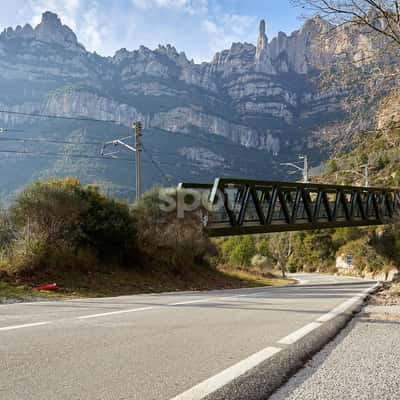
xmin=229 ymin=236 xmax=256 ymax=267
xmin=251 ymin=254 xmax=273 ymax=271
xmin=10 ymin=178 xmax=85 ymax=244
xmin=325 ymin=159 xmax=338 ymax=174
xmin=0 ymin=209 xmax=15 ymax=250
xmin=78 ymin=185 xmax=136 ymax=261
xmin=338 ymin=237 xmax=387 ymax=273
xmin=5 ymin=178 xmax=137 ymax=274
xmin=258 ymin=239 xmax=272 ymax=258
xmin=220 ymin=237 xmax=241 ymax=264
xmin=133 ymin=187 xmax=216 ymax=269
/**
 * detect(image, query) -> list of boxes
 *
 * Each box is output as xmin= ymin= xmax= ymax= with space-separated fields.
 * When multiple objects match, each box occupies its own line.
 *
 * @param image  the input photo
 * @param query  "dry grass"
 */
xmin=218 ymin=267 xmax=296 ymax=287
xmin=0 ymin=281 xmax=74 ymax=303
xmin=0 ymin=264 xmax=295 ymax=303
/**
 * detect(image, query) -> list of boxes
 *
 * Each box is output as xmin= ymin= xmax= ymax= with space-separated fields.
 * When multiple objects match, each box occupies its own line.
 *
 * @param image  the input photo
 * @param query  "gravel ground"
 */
xmin=269 ymin=306 xmax=400 ymax=400
xmin=370 ymin=282 xmax=400 ymax=306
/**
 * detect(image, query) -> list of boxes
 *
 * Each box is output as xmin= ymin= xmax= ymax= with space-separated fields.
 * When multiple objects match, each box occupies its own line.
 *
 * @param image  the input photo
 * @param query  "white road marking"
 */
xmin=0 ymin=321 xmax=51 ymax=331
xmin=278 ymin=322 xmax=322 ymax=345
xmin=317 ymin=297 xmax=360 ymax=323
xmin=77 ymin=306 xmax=154 ymax=320
xmin=169 ymin=346 xmax=282 ymax=400
xmin=169 ymin=299 xmax=213 ymax=306
xmin=317 ymin=282 xmax=380 ymax=323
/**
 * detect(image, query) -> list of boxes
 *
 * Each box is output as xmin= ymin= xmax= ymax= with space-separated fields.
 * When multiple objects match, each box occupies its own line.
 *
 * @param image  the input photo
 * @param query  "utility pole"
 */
xmin=101 ymin=120 xmax=143 ymax=201
xmin=364 ymin=162 xmax=369 ymax=188
xmin=339 ymin=162 xmax=369 ymax=188
xmin=134 ymin=121 xmax=143 ymax=201
xmin=281 ymin=154 xmax=310 ymax=183
xmin=302 ymin=155 xmax=309 ymax=184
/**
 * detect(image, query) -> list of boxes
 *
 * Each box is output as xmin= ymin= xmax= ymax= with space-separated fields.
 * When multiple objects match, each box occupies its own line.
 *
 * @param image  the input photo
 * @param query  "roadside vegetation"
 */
xmin=214 ymin=224 xmax=400 ymax=279
xmin=310 ymin=122 xmax=400 ymax=278
xmin=0 ymin=179 xmax=292 ymax=301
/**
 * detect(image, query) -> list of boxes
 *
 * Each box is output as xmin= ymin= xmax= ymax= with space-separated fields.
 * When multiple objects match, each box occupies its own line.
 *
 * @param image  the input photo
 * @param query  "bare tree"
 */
xmin=296 ymin=1 xmax=400 ymax=47
xmin=293 ymin=1 xmax=400 ymax=150
xmin=267 ymin=233 xmax=293 ymax=278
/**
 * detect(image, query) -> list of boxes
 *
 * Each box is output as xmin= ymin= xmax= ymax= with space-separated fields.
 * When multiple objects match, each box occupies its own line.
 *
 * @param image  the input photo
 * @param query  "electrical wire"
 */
xmin=0 ymin=149 xmax=204 ymax=169
xmin=142 ymin=145 xmax=172 ymax=185
xmin=0 ymin=136 xmax=103 ymax=146
xmin=0 ymin=149 xmax=133 ymax=162
xmin=0 ymin=109 xmax=118 ymax=124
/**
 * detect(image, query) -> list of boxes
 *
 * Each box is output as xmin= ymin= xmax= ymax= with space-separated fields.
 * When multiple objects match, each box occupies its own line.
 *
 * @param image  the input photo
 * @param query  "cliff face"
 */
xmin=0 ymin=12 xmax=387 ymax=197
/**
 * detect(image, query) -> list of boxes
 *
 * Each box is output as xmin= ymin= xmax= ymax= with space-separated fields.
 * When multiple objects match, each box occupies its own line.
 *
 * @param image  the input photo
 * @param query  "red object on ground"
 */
xmin=34 ymin=283 xmax=59 ymax=291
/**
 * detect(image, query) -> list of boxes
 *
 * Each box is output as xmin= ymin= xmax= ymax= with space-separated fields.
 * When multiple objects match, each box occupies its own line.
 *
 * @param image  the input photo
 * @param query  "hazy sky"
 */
xmin=1 ymin=0 xmax=306 ymax=62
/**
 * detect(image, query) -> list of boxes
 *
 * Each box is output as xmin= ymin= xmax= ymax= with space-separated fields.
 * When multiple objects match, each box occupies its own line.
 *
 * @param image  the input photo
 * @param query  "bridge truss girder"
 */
xmin=179 ymin=178 xmax=400 ymax=237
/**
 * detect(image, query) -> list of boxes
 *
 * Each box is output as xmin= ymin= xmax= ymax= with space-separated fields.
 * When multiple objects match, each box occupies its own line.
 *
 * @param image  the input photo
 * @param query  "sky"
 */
xmin=1 ymin=0 xmax=306 ymax=62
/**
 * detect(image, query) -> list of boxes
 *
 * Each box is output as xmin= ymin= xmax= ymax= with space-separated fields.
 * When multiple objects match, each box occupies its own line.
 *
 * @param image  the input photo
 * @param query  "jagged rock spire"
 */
xmin=0 ymin=11 xmax=84 ymax=52
xmin=255 ymin=19 xmax=275 ymax=74
xmin=256 ymin=19 xmax=268 ymax=61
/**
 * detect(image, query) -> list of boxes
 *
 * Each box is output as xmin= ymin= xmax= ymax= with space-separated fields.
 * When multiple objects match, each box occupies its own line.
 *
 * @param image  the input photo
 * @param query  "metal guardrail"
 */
xmin=179 ymin=178 xmax=400 ymax=237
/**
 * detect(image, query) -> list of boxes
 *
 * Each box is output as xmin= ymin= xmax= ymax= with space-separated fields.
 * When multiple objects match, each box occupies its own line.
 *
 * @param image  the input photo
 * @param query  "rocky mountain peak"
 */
xmin=0 ymin=11 xmax=84 ymax=52
xmin=34 ymin=11 xmax=84 ymax=51
xmin=255 ymin=19 xmax=276 ymax=74
xmin=256 ymin=19 xmax=268 ymax=57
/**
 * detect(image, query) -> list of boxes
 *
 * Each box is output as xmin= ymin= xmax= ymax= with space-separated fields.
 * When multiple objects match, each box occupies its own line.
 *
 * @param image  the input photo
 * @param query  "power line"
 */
xmin=0 ymin=136 xmax=102 ymax=146
xmin=147 ymin=128 xmax=236 ymax=147
xmin=0 ymin=149 xmax=201 ymax=169
xmin=0 ymin=109 xmax=118 ymax=124
xmin=0 ymin=149 xmax=135 ymax=162
xmin=142 ymin=145 xmax=172 ymax=185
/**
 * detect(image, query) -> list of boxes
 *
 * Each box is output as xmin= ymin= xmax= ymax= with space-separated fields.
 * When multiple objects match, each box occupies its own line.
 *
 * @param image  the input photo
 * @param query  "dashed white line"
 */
xmin=169 ymin=299 xmax=213 ymax=306
xmin=77 ymin=306 xmax=154 ymax=320
xmin=0 ymin=321 xmax=51 ymax=331
xmin=169 ymin=346 xmax=282 ymax=400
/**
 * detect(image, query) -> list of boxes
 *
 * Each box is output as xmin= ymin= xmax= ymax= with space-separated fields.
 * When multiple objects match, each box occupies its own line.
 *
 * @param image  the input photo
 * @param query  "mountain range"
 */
xmin=0 ymin=11 xmax=384 ymax=200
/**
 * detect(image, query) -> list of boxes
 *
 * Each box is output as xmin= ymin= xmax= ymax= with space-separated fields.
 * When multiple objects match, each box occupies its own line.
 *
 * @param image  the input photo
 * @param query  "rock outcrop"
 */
xmin=0 ymin=12 xmax=387 ymax=162
xmin=0 ymin=11 xmax=85 ymax=51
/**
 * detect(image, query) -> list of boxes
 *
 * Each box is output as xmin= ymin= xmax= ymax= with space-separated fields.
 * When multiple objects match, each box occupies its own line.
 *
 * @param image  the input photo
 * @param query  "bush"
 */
xmin=0 ymin=209 xmax=15 ymax=250
xmin=251 ymin=254 xmax=273 ymax=271
xmin=3 ymin=178 xmax=137 ymax=274
xmin=229 ymin=236 xmax=256 ymax=267
xmin=78 ymin=185 xmax=136 ymax=261
xmin=338 ymin=237 xmax=387 ymax=273
xmin=133 ymin=187 xmax=216 ymax=269
xmin=325 ymin=159 xmax=338 ymax=174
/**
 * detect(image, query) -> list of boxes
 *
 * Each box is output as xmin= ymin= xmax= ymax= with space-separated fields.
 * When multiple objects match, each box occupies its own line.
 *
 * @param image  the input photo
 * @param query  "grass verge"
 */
xmin=0 ymin=265 xmax=295 ymax=303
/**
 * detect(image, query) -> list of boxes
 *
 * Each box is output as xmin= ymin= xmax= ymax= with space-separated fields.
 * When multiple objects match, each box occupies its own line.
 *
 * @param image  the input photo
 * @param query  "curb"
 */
xmin=206 ymin=282 xmax=381 ymax=400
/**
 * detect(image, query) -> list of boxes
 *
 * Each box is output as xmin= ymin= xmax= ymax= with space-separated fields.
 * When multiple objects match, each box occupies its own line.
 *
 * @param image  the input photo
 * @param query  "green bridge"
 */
xmin=179 ymin=178 xmax=400 ymax=237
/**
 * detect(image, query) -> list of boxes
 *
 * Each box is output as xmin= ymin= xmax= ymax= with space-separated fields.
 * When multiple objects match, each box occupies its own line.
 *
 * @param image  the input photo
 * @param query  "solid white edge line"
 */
xmin=317 ymin=282 xmax=380 ymax=323
xmin=169 ymin=346 xmax=282 ymax=400
xmin=278 ymin=322 xmax=322 ymax=345
xmin=78 ymin=306 xmax=154 ymax=320
xmin=0 ymin=321 xmax=50 ymax=331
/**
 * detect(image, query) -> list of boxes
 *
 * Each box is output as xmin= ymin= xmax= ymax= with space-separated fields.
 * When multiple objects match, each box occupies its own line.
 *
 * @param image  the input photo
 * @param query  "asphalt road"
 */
xmin=0 ymin=274 xmax=375 ymax=400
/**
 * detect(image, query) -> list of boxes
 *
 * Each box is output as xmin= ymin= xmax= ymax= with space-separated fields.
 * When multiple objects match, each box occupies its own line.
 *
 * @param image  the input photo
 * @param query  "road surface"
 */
xmin=0 ymin=274 xmax=375 ymax=400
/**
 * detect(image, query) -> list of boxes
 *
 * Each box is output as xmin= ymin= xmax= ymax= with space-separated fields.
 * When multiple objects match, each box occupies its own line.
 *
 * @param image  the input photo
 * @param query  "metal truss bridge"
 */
xmin=179 ymin=178 xmax=400 ymax=237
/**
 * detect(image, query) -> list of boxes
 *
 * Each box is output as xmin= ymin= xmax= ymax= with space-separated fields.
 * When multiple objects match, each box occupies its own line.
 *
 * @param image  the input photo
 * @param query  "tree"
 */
xmin=296 ymin=1 xmax=400 ymax=48
xmin=229 ymin=236 xmax=256 ymax=267
xmin=267 ymin=233 xmax=293 ymax=278
xmin=293 ymin=0 xmax=400 ymax=143
xmin=325 ymin=159 xmax=338 ymax=174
